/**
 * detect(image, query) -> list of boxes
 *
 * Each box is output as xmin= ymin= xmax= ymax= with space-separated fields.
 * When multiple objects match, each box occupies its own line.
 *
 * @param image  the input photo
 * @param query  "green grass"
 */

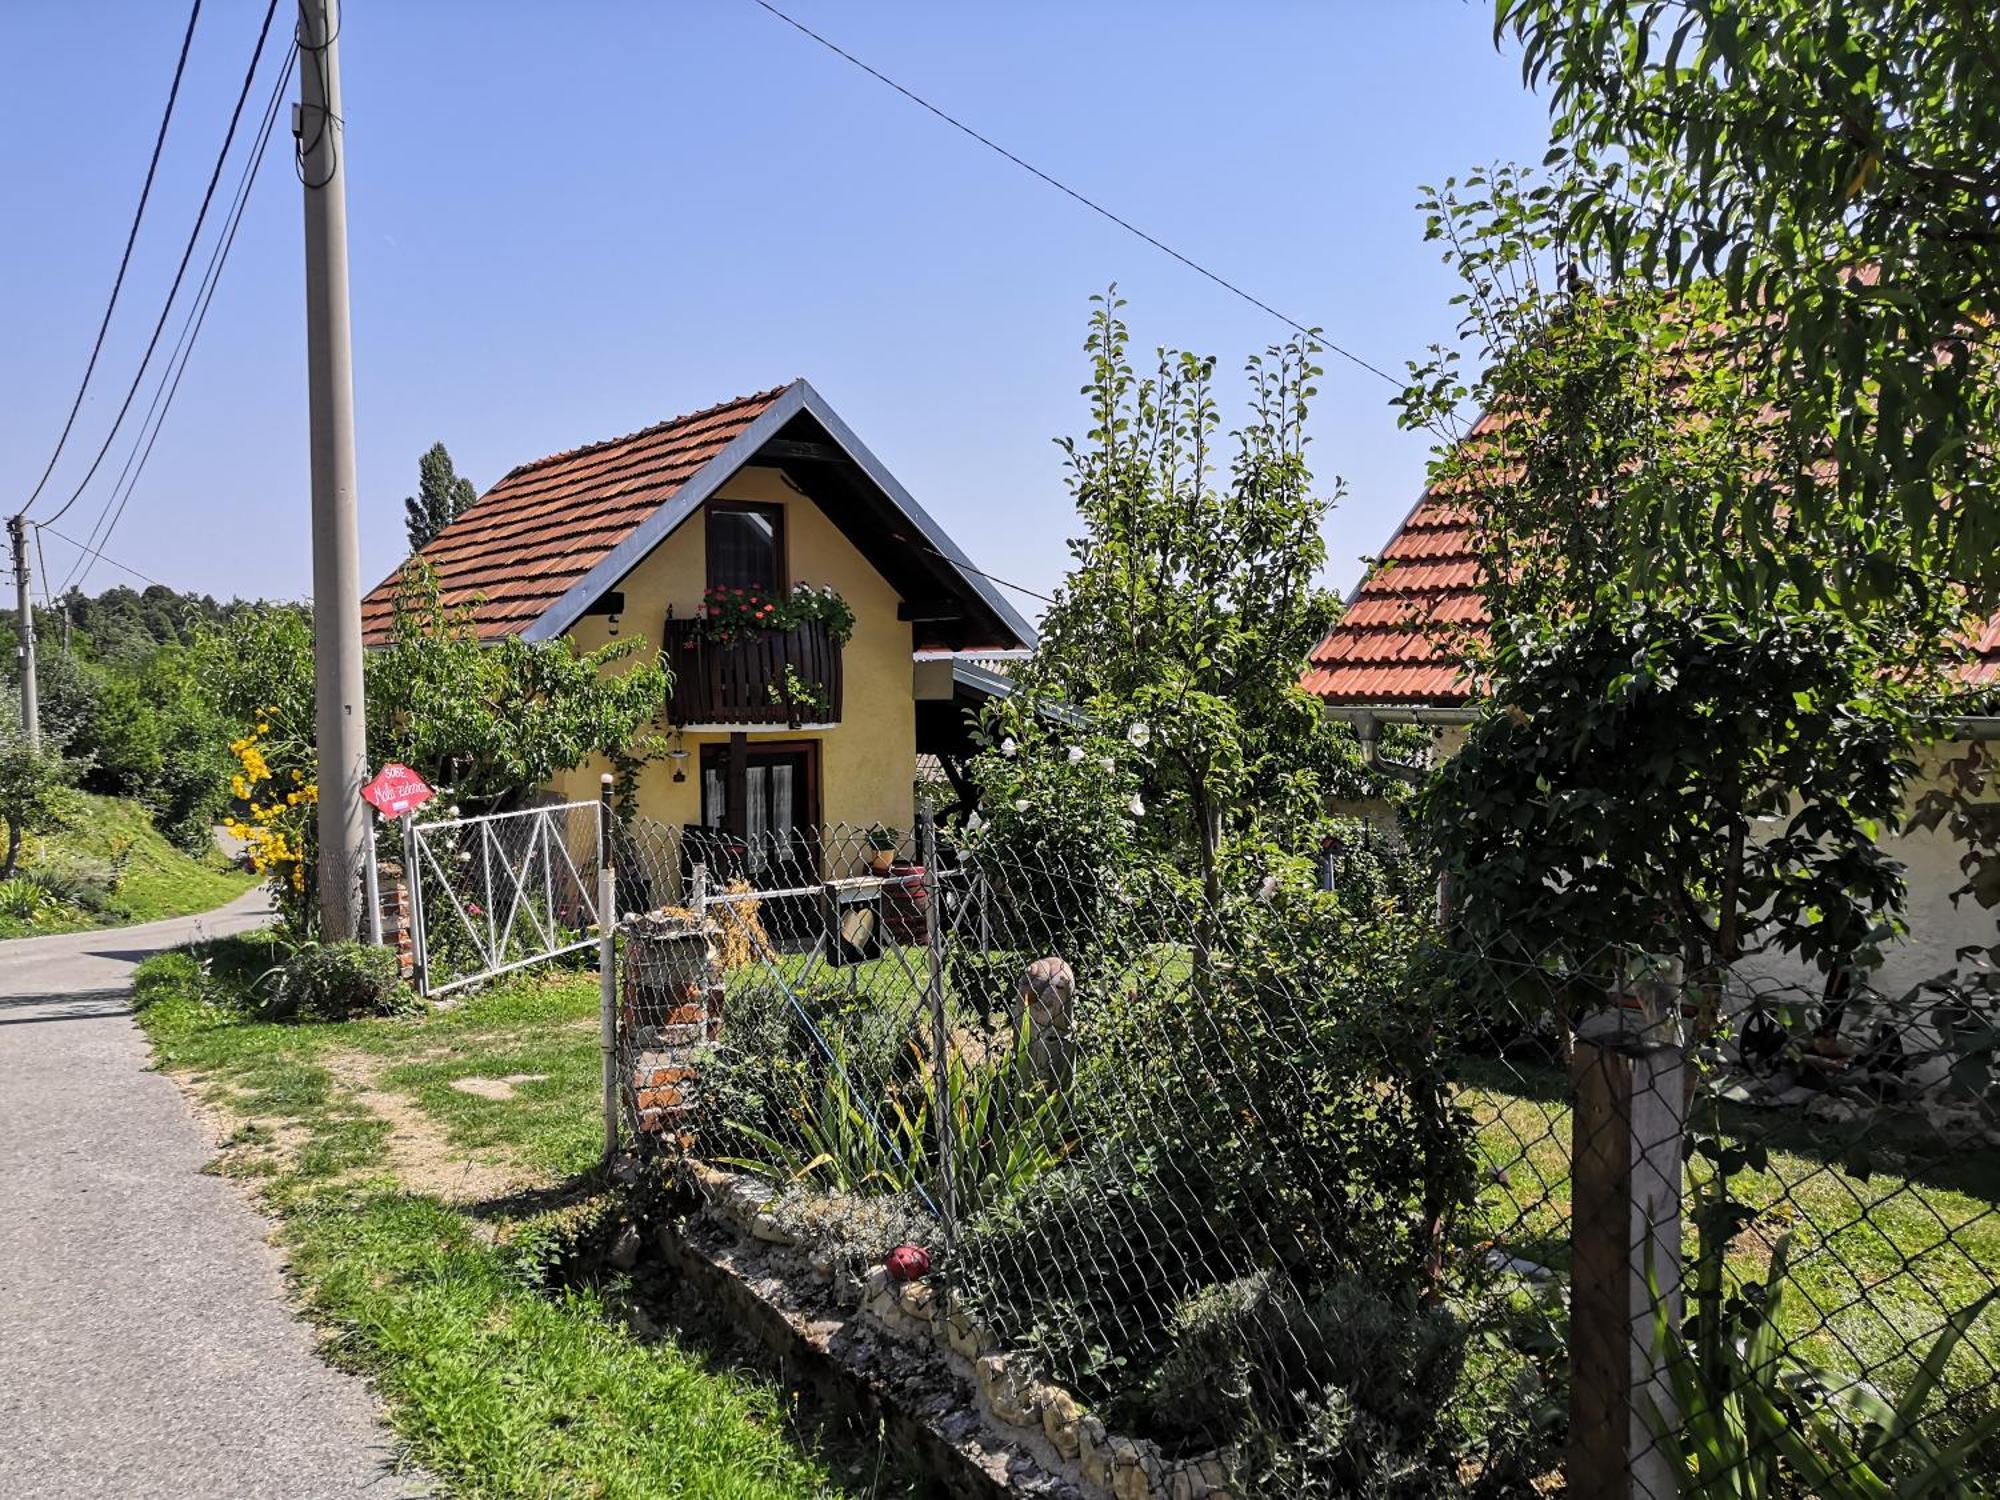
xmin=1457 ymin=1053 xmax=2000 ymax=1419
xmin=132 ymin=944 xmax=889 ymax=1499
xmin=0 ymin=794 xmax=257 ymax=937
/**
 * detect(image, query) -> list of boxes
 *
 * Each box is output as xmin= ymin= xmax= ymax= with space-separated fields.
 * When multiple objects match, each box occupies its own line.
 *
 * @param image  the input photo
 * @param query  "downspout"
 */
xmin=1355 ymin=709 xmax=1427 ymax=786
xmin=1350 ymin=710 xmax=1452 ymax=924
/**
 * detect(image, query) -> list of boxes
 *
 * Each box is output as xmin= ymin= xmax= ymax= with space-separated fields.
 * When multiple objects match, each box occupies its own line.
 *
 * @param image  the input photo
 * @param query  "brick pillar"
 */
xmin=621 ymin=912 xmax=721 ymax=1145
xmin=378 ymin=860 xmax=414 ymax=980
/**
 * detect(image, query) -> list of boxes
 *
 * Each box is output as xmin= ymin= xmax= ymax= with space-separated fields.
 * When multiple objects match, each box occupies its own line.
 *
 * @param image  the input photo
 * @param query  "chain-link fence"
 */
xmin=601 ymin=812 xmax=2000 ymax=1497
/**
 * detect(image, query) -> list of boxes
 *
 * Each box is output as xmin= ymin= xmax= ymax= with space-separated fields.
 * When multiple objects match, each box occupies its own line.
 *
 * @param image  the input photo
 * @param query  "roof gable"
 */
xmin=361 ymin=381 xmax=1035 ymax=652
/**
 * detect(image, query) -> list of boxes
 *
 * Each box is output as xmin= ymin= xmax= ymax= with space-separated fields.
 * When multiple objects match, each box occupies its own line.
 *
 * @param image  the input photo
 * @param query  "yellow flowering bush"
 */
xmin=223 ymin=710 xmax=317 ymax=931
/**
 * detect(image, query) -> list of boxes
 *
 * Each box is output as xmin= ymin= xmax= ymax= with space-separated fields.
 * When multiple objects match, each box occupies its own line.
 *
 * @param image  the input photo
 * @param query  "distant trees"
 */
xmin=403 ymin=442 xmax=479 ymax=553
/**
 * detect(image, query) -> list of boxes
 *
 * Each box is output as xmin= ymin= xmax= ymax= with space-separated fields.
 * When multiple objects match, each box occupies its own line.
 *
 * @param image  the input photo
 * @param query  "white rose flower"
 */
xmin=1000 ymin=736 xmax=1018 ymax=758
xmin=1128 ymin=793 xmax=1146 ymax=817
xmin=965 ymin=811 xmax=984 ymax=832
xmin=1127 ymin=721 xmax=1151 ymax=749
xmin=1014 ymin=799 xmax=1032 ymax=813
xmin=1258 ymin=874 xmax=1279 ymax=903
xmin=1066 ymin=745 xmax=1085 ymax=765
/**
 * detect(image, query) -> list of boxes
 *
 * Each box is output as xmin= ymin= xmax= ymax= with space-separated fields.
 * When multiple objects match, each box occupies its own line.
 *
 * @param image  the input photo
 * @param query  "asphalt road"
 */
xmin=0 ymin=891 xmax=427 ymax=1499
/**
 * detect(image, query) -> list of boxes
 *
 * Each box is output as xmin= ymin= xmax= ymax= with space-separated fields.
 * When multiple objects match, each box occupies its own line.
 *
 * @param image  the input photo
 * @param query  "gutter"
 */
xmin=1941 ymin=716 xmax=2000 ymax=740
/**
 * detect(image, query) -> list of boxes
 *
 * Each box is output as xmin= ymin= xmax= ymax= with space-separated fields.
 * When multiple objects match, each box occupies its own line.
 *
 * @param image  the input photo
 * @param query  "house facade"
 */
xmin=360 ymin=381 xmax=1033 ymax=872
xmin=1301 ymin=439 xmax=2000 ymax=1004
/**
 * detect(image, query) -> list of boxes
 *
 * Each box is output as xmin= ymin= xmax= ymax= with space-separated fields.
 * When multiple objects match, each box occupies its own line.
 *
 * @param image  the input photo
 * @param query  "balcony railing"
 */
xmin=662 ymin=615 xmax=844 ymax=728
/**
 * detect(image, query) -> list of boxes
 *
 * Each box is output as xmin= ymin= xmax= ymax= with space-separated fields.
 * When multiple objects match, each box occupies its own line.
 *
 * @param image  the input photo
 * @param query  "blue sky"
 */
xmin=0 ymin=1 xmax=1555 ymax=615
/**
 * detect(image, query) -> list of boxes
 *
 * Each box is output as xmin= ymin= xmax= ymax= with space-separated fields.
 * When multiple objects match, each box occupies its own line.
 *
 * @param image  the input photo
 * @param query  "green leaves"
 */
xmin=369 ymin=560 xmax=668 ymax=814
xmin=1419 ymin=604 xmax=1920 ymax=988
xmin=1499 ymin=0 xmax=2000 ymax=613
xmin=1012 ymin=293 xmax=1369 ymax=901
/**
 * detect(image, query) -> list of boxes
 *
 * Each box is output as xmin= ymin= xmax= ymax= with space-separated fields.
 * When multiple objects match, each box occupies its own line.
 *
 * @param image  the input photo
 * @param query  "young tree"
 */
xmin=367 ymin=560 xmax=670 ymax=813
xmin=403 ymin=442 xmax=479 ymax=553
xmin=1000 ymin=293 xmax=1366 ymax=910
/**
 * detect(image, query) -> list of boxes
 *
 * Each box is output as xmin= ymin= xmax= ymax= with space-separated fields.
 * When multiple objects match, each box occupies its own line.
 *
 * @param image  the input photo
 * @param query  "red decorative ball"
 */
xmin=885 ymin=1244 xmax=931 ymax=1282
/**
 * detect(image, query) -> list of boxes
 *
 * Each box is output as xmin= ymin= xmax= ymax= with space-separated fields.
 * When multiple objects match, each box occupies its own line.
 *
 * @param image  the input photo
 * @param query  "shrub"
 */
xmin=268 ymin=941 xmax=410 ymax=1021
xmin=28 ymin=855 xmax=118 ymax=913
xmin=0 ymin=876 xmax=47 ymax=921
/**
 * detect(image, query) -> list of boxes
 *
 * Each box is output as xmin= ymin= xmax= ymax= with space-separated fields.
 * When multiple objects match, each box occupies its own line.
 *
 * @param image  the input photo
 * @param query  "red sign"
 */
xmin=361 ymin=762 xmax=435 ymax=818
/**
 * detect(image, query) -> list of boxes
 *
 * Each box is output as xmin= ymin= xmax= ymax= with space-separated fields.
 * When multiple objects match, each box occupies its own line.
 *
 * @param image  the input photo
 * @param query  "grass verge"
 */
xmin=133 ymin=941 xmax=891 ymax=1499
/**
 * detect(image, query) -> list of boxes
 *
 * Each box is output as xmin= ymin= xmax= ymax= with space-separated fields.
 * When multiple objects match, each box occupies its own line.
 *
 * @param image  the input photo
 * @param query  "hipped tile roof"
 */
xmin=1302 ymin=411 xmax=2000 ymax=708
xmin=360 ymin=385 xmax=790 ymax=644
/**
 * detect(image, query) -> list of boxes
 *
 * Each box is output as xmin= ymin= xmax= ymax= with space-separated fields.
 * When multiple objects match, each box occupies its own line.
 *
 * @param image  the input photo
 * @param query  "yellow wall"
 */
xmin=550 ymin=465 xmax=917 ymax=839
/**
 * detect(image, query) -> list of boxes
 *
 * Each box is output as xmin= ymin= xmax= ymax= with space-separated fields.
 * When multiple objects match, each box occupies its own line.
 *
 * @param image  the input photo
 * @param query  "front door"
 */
xmin=700 ymin=739 xmax=821 ymax=891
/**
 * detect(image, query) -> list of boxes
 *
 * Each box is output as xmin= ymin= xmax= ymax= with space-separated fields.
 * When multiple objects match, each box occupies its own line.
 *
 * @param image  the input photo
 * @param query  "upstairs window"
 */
xmin=706 ymin=500 xmax=785 ymax=596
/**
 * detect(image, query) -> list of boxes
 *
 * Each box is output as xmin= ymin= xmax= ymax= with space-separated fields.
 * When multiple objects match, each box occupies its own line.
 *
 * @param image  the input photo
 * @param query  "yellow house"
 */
xmin=359 ymin=381 xmax=1034 ymax=874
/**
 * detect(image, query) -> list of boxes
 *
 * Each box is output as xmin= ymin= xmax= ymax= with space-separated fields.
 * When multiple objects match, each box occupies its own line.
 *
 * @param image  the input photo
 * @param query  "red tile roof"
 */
xmin=1302 ymin=410 xmax=2000 ymax=708
xmin=360 ymin=385 xmax=791 ymax=644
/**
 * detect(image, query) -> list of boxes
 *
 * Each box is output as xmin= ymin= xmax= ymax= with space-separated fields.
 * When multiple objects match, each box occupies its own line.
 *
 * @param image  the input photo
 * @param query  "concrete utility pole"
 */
xmin=7 ymin=515 xmax=39 ymax=750
xmin=297 ymin=0 xmax=369 ymax=940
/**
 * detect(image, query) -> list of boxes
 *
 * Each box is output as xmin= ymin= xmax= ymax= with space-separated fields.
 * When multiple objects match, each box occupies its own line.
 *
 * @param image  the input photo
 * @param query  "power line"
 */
xmin=65 ymin=45 xmax=298 ymax=595
xmin=37 ymin=523 xmax=168 ymax=590
xmin=746 ymin=0 xmax=1405 ymax=390
xmin=886 ymin=530 xmax=1055 ymax=605
xmin=30 ymin=0 xmax=281 ymax=528
xmin=17 ymin=0 xmax=203 ymax=517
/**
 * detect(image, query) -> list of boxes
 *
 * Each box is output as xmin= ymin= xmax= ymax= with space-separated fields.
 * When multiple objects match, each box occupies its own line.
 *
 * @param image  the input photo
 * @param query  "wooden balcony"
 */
xmin=662 ymin=615 xmax=844 ymax=729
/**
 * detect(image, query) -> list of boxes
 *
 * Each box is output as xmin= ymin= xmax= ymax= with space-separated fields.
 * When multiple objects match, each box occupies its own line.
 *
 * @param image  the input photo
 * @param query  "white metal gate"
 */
xmin=403 ymin=799 xmax=606 ymax=997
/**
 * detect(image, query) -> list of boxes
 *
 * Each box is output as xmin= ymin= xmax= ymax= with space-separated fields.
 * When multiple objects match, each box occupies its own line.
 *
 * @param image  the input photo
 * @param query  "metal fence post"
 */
xmin=402 ymin=812 xmax=430 ymax=998
xmin=1568 ymin=983 xmax=1688 ymax=1500
xmin=598 ymin=773 xmax=619 ymax=1163
xmin=363 ymin=823 xmax=383 ymax=947
xmin=920 ymin=803 xmax=954 ymax=1236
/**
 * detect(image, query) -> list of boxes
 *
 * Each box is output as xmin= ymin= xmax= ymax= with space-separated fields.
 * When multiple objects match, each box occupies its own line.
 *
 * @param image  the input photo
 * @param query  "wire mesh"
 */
xmin=602 ymin=812 xmax=2000 ymax=1497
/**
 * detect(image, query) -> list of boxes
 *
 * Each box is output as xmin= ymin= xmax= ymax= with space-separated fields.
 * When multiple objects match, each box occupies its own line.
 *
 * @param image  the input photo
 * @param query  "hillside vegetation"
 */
xmin=0 ymin=794 xmax=257 ymax=939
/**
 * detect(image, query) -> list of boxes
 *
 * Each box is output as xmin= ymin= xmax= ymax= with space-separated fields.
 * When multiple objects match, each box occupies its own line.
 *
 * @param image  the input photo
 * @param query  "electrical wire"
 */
xmin=36 ymin=524 xmax=168 ymax=590
xmin=746 ymin=0 xmax=1404 ymax=390
xmin=886 ymin=530 xmax=1055 ymax=605
xmin=30 ymin=0 xmax=282 ymax=528
xmin=64 ymin=44 xmax=298 ymax=594
xmin=17 ymin=0 xmax=203 ymax=517
xmin=293 ymin=2 xmax=340 ymax=189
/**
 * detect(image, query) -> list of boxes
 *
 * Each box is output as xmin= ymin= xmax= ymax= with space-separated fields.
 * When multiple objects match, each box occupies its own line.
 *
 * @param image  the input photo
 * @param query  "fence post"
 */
xmin=1568 ymin=982 xmax=1688 ymax=1500
xmin=363 ymin=822 xmax=383 ymax=947
xmin=402 ymin=812 xmax=430 ymax=998
xmin=920 ymin=803 xmax=954 ymax=1236
xmin=598 ymin=773 xmax=619 ymax=1163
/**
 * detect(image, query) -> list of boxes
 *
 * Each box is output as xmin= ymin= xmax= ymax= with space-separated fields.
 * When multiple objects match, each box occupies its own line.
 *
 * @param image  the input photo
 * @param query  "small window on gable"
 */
xmin=707 ymin=501 xmax=785 ymax=595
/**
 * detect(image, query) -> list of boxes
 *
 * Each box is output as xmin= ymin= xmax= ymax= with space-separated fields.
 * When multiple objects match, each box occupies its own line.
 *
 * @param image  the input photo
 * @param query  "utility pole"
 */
xmin=7 ymin=515 xmax=38 ymax=750
xmin=297 ymin=0 xmax=368 ymax=940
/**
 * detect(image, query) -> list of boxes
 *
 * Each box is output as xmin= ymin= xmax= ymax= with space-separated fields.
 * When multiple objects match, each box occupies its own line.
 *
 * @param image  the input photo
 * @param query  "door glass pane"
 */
xmin=771 ymin=764 xmax=794 ymax=842
xmin=745 ymin=766 xmax=769 ymax=871
xmin=710 ymin=507 xmax=780 ymax=594
xmin=703 ymin=767 xmax=726 ymax=829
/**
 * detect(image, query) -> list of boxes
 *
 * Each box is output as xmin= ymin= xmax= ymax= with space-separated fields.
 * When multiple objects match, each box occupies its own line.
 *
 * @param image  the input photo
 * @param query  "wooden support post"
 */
xmin=598 ymin=774 xmax=619 ymax=1162
xmin=1568 ymin=994 xmax=1687 ymax=1500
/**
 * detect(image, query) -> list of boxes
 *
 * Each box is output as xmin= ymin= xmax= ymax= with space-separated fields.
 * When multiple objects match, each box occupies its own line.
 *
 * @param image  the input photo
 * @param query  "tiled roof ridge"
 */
xmin=494 ymin=381 xmax=797 ymax=485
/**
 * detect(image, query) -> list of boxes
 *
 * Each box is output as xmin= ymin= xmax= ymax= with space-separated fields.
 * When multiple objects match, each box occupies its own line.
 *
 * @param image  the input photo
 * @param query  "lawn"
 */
xmin=133 ymin=940 xmax=898 ymax=1500
xmin=0 ymin=794 xmax=257 ymax=937
xmin=1456 ymin=1053 xmax=2000 ymax=1418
